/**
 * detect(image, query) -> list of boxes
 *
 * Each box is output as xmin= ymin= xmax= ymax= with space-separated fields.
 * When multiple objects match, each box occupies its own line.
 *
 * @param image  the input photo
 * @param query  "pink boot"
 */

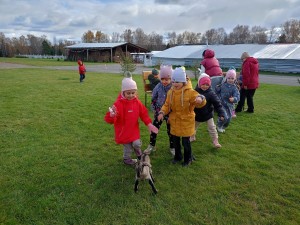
xmin=213 ymin=139 xmax=222 ymax=148
xmin=232 ymin=110 xmax=237 ymax=118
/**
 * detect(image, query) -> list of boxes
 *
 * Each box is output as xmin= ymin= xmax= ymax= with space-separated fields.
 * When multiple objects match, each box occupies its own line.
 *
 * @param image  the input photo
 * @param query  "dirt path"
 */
xmin=1 ymin=62 xmax=299 ymax=86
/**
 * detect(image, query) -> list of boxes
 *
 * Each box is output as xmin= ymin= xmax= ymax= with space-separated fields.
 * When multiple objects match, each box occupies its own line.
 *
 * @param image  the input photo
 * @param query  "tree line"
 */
xmin=0 ymin=19 xmax=299 ymax=57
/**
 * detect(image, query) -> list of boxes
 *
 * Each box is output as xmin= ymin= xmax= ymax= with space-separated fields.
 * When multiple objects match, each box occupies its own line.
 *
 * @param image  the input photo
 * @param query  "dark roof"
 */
xmin=65 ymin=42 xmax=149 ymax=52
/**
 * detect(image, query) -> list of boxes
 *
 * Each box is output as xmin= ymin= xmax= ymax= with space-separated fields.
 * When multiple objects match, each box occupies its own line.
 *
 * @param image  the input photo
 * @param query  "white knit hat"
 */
xmin=122 ymin=78 xmax=137 ymax=92
xmin=172 ymin=67 xmax=186 ymax=83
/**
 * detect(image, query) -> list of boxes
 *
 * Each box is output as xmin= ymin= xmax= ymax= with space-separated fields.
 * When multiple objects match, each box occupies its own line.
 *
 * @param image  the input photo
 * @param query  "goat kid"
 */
xmin=134 ymin=153 xmax=157 ymax=194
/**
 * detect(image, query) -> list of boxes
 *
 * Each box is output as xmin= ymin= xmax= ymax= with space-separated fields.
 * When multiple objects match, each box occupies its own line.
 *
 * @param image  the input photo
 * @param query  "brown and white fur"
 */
xmin=134 ymin=153 xmax=157 ymax=194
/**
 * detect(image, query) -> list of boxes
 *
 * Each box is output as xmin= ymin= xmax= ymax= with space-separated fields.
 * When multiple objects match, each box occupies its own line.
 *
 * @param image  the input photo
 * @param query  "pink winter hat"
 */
xmin=199 ymin=76 xmax=211 ymax=86
xmin=122 ymin=77 xmax=137 ymax=92
xmin=159 ymin=65 xmax=173 ymax=79
xmin=226 ymin=69 xmax=236 ymax=79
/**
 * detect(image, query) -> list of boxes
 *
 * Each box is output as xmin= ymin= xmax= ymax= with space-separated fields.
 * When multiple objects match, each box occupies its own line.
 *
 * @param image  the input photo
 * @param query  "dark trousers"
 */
xmin=150 ymin=115 xmax=173 ymax=148
xmin=173 ymin=136 xmax=192 ymax=163
xmin=80 ymin=74 xmax=85 ymax=82
xmin=236 ymin=88 xmax=256 ymax=112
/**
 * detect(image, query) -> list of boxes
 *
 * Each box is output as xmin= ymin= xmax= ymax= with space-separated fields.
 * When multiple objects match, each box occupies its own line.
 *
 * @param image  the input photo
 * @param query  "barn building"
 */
xmin=65 ymin=42 xmax=149 ymax=63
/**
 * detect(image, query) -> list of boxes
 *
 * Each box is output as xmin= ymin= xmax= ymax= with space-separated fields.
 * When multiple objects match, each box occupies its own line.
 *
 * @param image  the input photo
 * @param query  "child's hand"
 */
xmin=229 ymin=96 xmax=234 ymax=103
xmin=147 ymin=123 xmax=158 ymax=134
xmin=195 ymin=96 xmax=203 ymax=104
xmin=109 ymin=105 xmax=117 ymax=117
xmin=157 ymin=112 xmax=164 ymax=121
xmin=219 ymin=116 xmax=224 ymax=121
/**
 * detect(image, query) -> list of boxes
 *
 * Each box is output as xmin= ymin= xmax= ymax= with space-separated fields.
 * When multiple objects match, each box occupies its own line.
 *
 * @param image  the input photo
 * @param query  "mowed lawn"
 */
xmin=0 ymin=67 xmax=299 ymax=225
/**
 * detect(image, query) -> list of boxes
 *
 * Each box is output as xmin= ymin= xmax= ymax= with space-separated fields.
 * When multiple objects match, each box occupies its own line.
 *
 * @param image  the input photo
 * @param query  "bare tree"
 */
xmin=176 ymin=33 xmax=185 ymax=45
xmin=111 ymin=32 xmax=122 ymax=42
xmin=26 ymin=34 xmax=44 ymax=54
xmin=184 ymin=31 xmax=201 ymax=44
xmin=282 ymin=19 xmax=300 ymax=43
xmin=251 ymin=26 xmax=267 ymax=44
xmin=202 ymin=28 xmax=225 ymax=44
xmin=167 ymin=32 xmax=177 ymax=46
xmin=133 ymin=28 xmax=148 ymax=47
xmin=121 ymin=29 xmax=134 ymax=43
xmin=0 ymin=32 xmax=7 ymax=56
xmin=227 ymin=25 xmax=251 ymax=44
xmin=147 ymin=32 xmax=165 ymax=51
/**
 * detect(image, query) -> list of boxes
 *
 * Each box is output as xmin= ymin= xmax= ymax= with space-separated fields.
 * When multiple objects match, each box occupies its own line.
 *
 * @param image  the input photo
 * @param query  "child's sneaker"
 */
xmin=143 ymin=144 xmax=156 ymax=154
xmin=217 ymin=126 xmax=225 ymax=133
xmin=123 ymin=158 xmax=137 ymax=165
xmin=170 ymin=148 xmax=175 ymax=156
xmin=190 ymin=135 xmax=196 ymax=142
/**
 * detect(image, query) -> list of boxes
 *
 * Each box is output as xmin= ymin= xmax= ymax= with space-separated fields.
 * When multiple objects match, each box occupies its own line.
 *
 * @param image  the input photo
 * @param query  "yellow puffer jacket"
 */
xmin=161 ymin=84 xmax=206 ymax=137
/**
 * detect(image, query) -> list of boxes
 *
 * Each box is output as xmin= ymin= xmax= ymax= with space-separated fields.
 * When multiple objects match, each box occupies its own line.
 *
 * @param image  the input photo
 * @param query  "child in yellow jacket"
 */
xmin=157 ymin=67 xmax=206 ymax=166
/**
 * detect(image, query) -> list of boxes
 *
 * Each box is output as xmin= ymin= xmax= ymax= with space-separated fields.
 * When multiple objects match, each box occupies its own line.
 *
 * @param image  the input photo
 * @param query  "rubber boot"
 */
xmin=213 ymin=138 xmax=222 ymax=148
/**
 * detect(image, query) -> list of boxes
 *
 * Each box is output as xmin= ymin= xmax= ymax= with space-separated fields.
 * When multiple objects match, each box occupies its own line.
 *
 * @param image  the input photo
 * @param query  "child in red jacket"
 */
xmin=77 ymin=60 xmax=86 ymax=82
xmin=104 ymin=77 xmax=158 ymax=165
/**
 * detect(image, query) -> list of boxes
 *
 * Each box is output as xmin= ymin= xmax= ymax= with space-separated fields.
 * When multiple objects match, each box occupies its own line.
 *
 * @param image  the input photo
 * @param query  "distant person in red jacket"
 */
xmin=200 ymin=49 xmax=223 ymax=92
xmin=235 ymin=52 xmax=259 ymax=113
xmin=104 ymin=76 xmax=158 ymax=166
xmin=77 ymin=59 xmax=86 ymax=83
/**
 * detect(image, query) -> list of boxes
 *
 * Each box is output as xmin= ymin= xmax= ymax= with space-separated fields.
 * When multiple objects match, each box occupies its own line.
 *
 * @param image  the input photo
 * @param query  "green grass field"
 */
xmin=0 ymin=64 xmax=299 ymax=224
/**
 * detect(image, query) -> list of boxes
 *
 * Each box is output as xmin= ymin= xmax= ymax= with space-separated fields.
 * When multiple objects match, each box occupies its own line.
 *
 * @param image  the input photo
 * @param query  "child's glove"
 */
xmin=147 ymin=123 xmax=158 ymax=134
xmin=109 ymin=105 xmax=117 ymax=117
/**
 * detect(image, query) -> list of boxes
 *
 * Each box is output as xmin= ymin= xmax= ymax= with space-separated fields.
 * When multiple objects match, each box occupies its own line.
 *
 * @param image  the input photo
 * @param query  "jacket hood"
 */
xmin=246 ymin=57 xmax=259 ymax=64
xmin=77 ymin=60 xmax=83 ymax=65
xmin=204 ymin=49 xmax=215 ymax=58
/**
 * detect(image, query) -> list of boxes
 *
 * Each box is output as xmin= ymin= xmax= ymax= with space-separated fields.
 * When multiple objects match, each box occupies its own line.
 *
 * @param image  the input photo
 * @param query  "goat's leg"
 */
xmin=134 ymin=179 xmax=139 ymax=192
xmin=148 ymin=179 xmax=158 ymax=194
xmin=150 ymin=173 xmax=155 ymax=183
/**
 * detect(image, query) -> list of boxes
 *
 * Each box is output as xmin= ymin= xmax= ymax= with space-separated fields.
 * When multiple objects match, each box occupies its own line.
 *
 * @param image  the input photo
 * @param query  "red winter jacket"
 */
xmin=201 ymin=49 xmax=223 ymax=77
xmin=104 ymin=94 xmax=152 ymax=144
xmin=241 ymin=57 xmax=259 ymax=89
xmin=77 ymin=60 xmax=86 ymax=75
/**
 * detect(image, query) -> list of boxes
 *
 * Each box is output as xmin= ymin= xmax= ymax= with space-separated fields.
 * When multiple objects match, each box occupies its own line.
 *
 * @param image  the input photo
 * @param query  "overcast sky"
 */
xmin=1 ymin=0 xmax=300 ymax=43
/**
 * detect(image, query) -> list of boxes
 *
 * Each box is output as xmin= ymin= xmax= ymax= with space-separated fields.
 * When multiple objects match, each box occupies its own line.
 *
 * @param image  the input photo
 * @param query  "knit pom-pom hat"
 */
xmin=122 ymin=77 xmax=137 ymax=92
xmin=159 ymin=65 xmax=173 ymax=79
xmin=225 ymin=69 xmax=236 ymax=80
xmin=199 ymin=76 xmax=211 ymax=86
xmin=172 ymin=67 xmax=186 ymax=83
xmin=198 ymin=72 xmax=210 ymax=83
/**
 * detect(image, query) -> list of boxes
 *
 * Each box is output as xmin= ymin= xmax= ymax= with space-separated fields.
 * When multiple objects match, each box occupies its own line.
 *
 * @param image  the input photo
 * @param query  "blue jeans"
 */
xmin=217 ymin=106 xmax=231 ymax=128
xmin=211 ymin=76 xmax=224 ymax=93
xmin=80 ymin=74 xmax=85 ymax=82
